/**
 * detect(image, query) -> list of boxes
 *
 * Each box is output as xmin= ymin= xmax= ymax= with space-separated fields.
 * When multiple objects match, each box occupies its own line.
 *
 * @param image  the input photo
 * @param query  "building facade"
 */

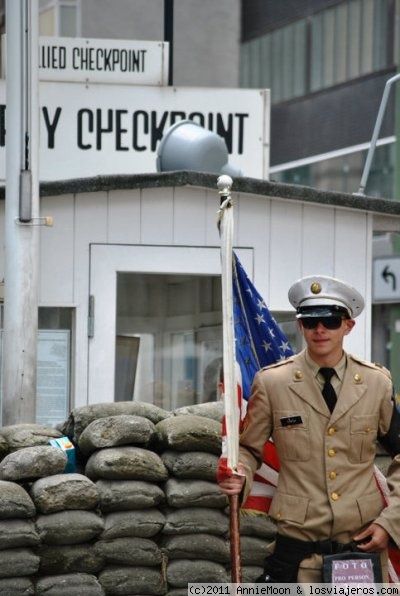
xmin=241 ymin=0 xmax=397 ymax=198
xmin=0 ymin=172 xmax=398 ymax=425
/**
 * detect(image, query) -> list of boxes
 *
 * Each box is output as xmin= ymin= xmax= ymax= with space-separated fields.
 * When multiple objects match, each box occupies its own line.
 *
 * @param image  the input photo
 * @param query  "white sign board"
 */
xmin=373 ymin=257 xmax=400 ymax=302
xmin=36 ymin=330 xmax=70 ymax=427
xmin=0 ymin=82 xmax=270 ymax=180
xmin=2 ymin=36 xmax=169 ymax=86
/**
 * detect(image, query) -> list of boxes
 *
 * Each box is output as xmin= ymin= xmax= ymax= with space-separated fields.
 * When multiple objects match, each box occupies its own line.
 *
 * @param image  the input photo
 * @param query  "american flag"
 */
xmin=232 ymin=252 xmax=293 ymax=513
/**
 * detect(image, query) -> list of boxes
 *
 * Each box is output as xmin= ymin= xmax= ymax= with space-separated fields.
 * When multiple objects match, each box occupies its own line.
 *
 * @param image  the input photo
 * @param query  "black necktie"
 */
xmin=319 ymin=368 xmax=337 ymax=413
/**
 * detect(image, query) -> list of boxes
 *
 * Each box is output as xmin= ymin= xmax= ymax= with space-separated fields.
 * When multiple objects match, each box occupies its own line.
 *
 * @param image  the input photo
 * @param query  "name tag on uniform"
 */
xmin=280 ymin=415 xmax=303 ymax=427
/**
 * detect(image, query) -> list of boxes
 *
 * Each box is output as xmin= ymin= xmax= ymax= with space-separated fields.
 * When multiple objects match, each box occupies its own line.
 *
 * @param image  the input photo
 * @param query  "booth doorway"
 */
xmin=88 ymin=244 xmax=253 ymax=407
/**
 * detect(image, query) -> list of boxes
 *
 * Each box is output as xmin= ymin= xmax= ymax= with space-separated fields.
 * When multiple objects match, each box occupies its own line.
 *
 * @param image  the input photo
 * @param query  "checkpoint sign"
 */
xmin=373 ymin=257 xmax=400 ymax=303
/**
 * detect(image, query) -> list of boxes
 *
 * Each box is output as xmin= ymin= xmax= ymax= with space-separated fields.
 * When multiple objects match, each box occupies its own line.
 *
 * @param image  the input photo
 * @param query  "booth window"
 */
xmin=115 ymin=273 xmax=300 ymax=411
xmin=36 ymin=307 xmax=73 ymax=426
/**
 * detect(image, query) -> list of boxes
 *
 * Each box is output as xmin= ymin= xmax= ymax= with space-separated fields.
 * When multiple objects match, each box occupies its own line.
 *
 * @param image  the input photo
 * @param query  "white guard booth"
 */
xmin=1 ymin=171 xmax=400 ymax=424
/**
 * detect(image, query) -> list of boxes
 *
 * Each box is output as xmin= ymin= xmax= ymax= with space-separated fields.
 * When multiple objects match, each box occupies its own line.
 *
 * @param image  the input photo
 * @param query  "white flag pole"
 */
xmin=217 ymin=174 xmax=242 ymax=584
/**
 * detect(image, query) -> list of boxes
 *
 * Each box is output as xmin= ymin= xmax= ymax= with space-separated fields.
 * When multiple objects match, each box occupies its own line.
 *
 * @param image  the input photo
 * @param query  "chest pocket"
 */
xmin=272 ymin=411 xmax=310 ymax=462
xmin=349 ymin=414 xmax=378 ymax=463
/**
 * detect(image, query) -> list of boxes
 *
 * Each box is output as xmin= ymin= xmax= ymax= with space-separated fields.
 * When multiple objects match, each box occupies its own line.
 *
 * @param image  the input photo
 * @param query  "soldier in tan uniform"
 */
xmin=218 ymin=275 xmax=400 ymax=583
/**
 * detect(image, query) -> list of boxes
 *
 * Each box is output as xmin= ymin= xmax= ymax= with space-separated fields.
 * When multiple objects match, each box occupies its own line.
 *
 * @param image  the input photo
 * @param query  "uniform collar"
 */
xmin=305 ymin=350 xmax=347 ymax=382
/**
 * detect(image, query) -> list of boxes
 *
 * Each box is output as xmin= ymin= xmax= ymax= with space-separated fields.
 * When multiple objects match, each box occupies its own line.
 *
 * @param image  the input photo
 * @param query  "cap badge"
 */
xmin=310 ymin=282 xmax=322 ymax=294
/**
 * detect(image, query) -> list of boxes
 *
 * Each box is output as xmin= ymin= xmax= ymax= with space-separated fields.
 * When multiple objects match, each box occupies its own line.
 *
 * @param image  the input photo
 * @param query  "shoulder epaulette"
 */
xmin=348 ymin=353 xmax=391 ymax=376
xmin=260 ymin=356 xmax=295 ymax=372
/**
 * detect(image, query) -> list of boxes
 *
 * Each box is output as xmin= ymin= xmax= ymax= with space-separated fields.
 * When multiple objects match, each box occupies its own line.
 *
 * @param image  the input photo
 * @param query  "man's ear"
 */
xmin=344 ymin=318 xmax=355 ymax=335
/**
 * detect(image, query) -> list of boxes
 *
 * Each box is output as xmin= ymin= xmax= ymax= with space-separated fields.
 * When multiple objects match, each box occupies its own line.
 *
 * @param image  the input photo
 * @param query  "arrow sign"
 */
xmin=373 ymin=257 xmax=400 ymax=302
xmin=382 ymin=265 xmax=397 ymax=291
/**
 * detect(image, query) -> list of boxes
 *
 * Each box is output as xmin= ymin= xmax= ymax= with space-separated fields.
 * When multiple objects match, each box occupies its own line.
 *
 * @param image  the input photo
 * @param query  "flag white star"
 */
xmin=262 ymin=340 xmax=272 ymax=352
xmin=280 ymin=341 xmax=290 ymax=352
xmin=255 ymin=313 xmax=265 ymax=325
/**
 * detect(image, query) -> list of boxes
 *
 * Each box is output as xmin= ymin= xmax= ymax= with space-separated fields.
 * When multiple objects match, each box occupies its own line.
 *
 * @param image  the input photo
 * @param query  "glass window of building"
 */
xmin=115 ymin=273 xmax=300 ymax=411
xmin=37 ymin=307 xmax=74 ymax=426
xmin=272 ymin=141 xmax=396 ymax=198
xmin=240 ymin=0 xmax=394 ymax=103
xmin=39 ymin=0 xmax=80 ymax=37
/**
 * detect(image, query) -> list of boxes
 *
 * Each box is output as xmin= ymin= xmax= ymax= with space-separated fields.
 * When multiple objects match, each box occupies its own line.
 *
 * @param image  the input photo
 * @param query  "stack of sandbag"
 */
xmin=30 ymin=473 xmax=105 ymax=595
xmin=238 ymin=514 xmax=277 ymax=582
xmin=0 ymin=423 xmax=105 ymax=596
xmin=163 ymin=402 xmax=276 ymax=587
xmin=0 ymin=424 xmax=68 ymax=596
xmin=0 ymin=404 xmax=278 ymax=593
xmin=156 ymin=404 xmax=230 ymax=594
xmin=70 ymin=402 xmax=171 ymax=596
xmin=0 ymin=480 xmax=39 ymax=596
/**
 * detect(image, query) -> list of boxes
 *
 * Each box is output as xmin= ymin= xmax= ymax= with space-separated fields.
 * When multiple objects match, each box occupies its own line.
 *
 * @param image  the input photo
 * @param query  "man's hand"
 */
xmin=217 ymin=460 xmax=246 ymax=496
xmin=353 ymin=523 xmax=390 ymax=552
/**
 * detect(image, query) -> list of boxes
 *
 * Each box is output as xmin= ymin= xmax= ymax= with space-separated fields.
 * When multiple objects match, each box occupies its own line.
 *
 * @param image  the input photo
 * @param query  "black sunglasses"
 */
xmin=301 ymin=316 xmax=345 ymax=330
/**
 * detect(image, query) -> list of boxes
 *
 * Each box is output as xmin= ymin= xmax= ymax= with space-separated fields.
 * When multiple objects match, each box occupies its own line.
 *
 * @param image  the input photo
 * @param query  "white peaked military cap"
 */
xmin=288 ymin=275 xmax=365 ymax=319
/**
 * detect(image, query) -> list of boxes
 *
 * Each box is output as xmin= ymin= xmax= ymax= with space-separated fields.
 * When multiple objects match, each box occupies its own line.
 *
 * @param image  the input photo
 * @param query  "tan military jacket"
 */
xmin=239 ymin=350 xmax=400 ymax=553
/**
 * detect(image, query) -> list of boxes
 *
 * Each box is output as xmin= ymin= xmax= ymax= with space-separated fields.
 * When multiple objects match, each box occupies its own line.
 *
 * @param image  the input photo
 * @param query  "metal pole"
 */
xmin=354 ymin=73 xmax=400 ymax=196
xmin=164 ymin=0 xmax=173 ymax=85
xmin=217 ymin=175 xmax=242 ymax=584
xmin=2 ymin=0 xmax=40 ymax=424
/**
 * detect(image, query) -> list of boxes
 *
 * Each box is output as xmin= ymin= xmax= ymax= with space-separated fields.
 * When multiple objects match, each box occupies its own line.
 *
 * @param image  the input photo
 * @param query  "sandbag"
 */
xmin=85 ymin=446 xmax=168 ymax=482
xmin=173 ymin=401 xmax=223 ymax=422
xmin=0 ymin=519 xmax=39 ymax=549
xmin=98 ymin=566 xmax=166 ymax=596
xmin=101 ymin=509 xmax=165 ymax=539
xmin=239 ymin=535 xmax=272 ymax=566
xmin=78 ymin=415 xmax=157 ymax=455
xmin=0 ymin=548 xmax=40 ymax=578
xmin=36 ymin=510 xmax=104 ymax=545
xmin=239 ymin=512 xmax=277 ymax=539
xmin=163 ymin=507 xmax=228 ymax=536
xmin=64 ymin=402 xmax=171 ymax=442
xmin=0 ymin=424 xmax=62 ymax=451
xmin=161 ymin=450 xmax=219 ymax=481
xmin=161 ymin=533 xmax=229 ymax=563
xmin=164 ymin=478 xmax=227 ymax=508
xmin=95 ymin=537 xmax=163 ymax=566
xmin=0 ymin=446 xmax=67 ymax=482
xmin=0 ymin=577 xmax=34 ymax=595
xmin=166 ymin=559 xmax=228 ymax=587
xmin=96 ymin=479 xmax=165 ymax=512
xmin=0 ymin=481 xmax=36 ymax=519
xmin=37 ymin=543 xmax=105 ymax=575
xmin=30 ymin=473 xmax=99 ymax=513
xmin=156 ymin=415 xmax=221 ymax=454
xmin=35 ymin=573 xmax=105 ymax=595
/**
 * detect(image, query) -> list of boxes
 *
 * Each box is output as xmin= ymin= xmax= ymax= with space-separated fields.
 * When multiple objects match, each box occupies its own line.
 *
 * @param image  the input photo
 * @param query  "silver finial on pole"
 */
xmin=217 ymin=175 xmax=233 ymax=197
xmin=216 ymin=175 xmax=233 ymax=230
